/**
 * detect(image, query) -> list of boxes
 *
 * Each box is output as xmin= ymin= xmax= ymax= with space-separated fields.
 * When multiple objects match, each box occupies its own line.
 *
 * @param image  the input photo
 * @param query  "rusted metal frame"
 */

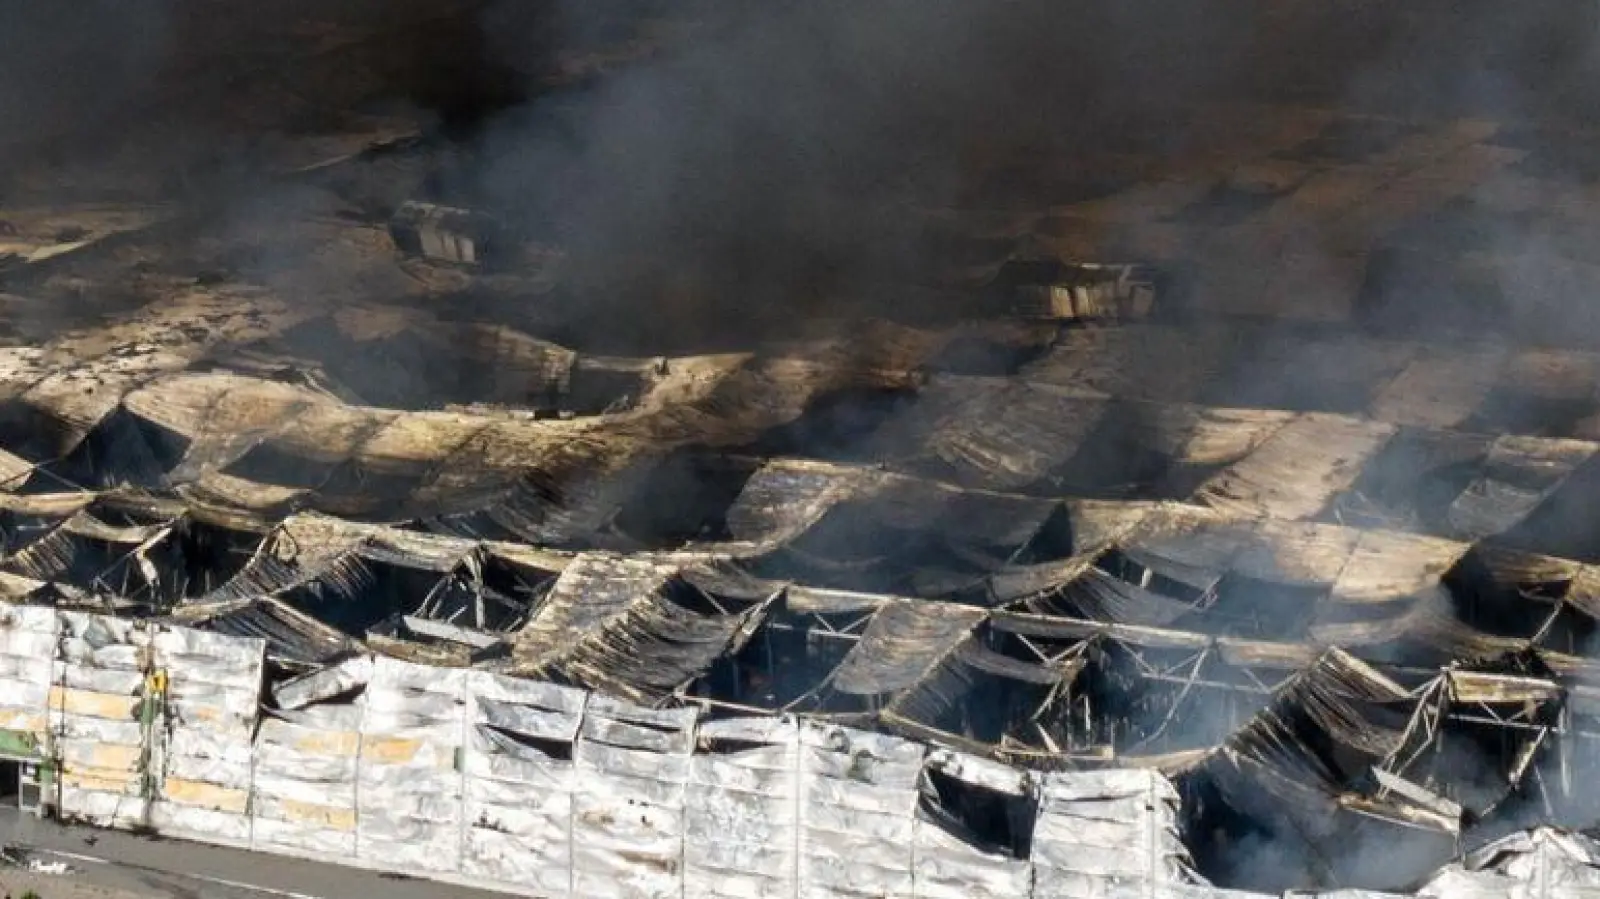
xmin=1471 ymin=725 xmax=1555 ymax=823
xmin=1031 ymin=660 xmax=1086 ymax=723
xmin=1014 ymin=632 xmax=1052 ymax=664
xmin=1532 ymin=763 xmax=1556 ymax=817
xmin=1033 ymin=721 xmax=1062 ymax=754
xmin=1021 ymin=646 xmax=1093 ymax=754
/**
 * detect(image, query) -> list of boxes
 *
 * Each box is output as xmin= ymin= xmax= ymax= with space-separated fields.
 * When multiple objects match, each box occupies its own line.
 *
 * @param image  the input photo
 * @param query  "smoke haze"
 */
xmin=4 ymin=1 xmax=1600 ymax=893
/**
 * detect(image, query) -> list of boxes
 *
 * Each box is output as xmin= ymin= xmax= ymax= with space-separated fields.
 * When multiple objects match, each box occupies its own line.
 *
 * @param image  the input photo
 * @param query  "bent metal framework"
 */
xmin=6 ymin=99 xmax=1600 ymax=897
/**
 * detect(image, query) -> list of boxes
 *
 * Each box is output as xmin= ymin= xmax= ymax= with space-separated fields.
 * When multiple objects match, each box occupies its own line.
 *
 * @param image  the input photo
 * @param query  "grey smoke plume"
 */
xmin=457 ymin=0 xmax=1261 ymax=351
xmin=445 ymin=0 xmax=1600 ymax=353
xmin=0 ymin=4 xmax=173 ymax=173
xmin=4 ymin=1 xmax=1600 ymax=891
xmin=453 ymin=14 xmax=1600 ymax=893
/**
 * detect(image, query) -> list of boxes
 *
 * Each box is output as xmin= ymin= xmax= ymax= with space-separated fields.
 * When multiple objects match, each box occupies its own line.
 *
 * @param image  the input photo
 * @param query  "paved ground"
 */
xmin=0 ymin=809 xmax=514 ymax=899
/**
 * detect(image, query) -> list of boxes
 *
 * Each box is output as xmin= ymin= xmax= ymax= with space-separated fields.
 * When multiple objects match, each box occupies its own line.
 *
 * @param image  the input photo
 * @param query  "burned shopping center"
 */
xmin=6 ymin=1 xmax=1600 ymax=897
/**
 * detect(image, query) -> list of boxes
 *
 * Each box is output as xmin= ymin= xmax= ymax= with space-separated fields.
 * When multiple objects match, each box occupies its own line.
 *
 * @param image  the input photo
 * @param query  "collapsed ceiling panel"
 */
xmin=5 ymin=19 xmax=1600 ymax=890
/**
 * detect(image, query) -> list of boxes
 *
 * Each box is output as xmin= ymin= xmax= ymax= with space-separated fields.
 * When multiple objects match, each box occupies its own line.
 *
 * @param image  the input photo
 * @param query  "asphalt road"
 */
xmin=0 ymin=808 xmax=515 ymax=899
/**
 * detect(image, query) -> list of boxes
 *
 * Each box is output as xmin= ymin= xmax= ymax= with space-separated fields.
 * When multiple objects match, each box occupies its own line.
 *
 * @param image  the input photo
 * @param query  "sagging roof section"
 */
xmin=9 ymin=175 xmax=1600 ymax=895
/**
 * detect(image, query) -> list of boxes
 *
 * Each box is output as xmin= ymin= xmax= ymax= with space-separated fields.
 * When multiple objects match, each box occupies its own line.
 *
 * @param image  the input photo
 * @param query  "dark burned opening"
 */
xmin=893 ymin=628 xmax=1069 ymax=747
xmin=1443 ymin=549 xmax=1594 ymax=653
xmin=1178 ymin=689 xmax=1452 ymax=893
xmin=12 ymin=528 xmax=151 ymax=600
xmin=155 ymin=516 xmax=261 ymax=604
xmin=0 ymin=399 xmax=86 ymax=484
xmin=1069 ymin=641 xmax=1266 ymax=756
xmin=691 ymin=605 xmax=861 ymax=711
xmin=1328 ymin=429 xmax=1484 ymax=532
xmin=564 ymin=364 xmax=651 ymax=416
xmin=250 ymin=320 xmax=582 ymax=413
xmin=609 ymin=451 xmax=760 ymax=546
xmin=1496 ymin=455 xmax=1600 ymax=563
xmin=698 ymin=734 xmax=774 ymax=754
xmin=1180 ymin=775 xmax=1287 ymax=891
xmin=0 ymin=509 xmax=55 ymax=557
xmin=407 ymin=570 xmax=537 ymax=634
xmin=656 ymin=574 xmax=763 ymax=619
xmin=476 ymin=555 xmax=558 ymax=626
xmin=256 ymin=321 xmax=458 ymax=409
xmin=484 ymin=726 xmax=574 ymax=763
xmin=918 ymin=765 xmax=1038 ymax=860
xmin=1048 ymin=402 xmax=1185 ymax=500
xmin=759 ymin=501 xmax=1048 ymax=596
xmin=1169 ymin=573 xmax=1322 ymax=642
xmin=1356 ymin=246 xmax=1510 ymax=341
xmin=282 ymin=555 xmax=442 ymax=635
xmin=1 ymin=504 xmax=255 ymax=610
xmin=0 ymin=758 xmax=18 ymax=806
xmin=223 ymin=441 xmax=341 ymax=491
xmin=44 ymin=406 xmax=189 ymax=490
xmin=1432 ymin=709 xmax=1555 ymax=822
xmin=1007 ymin=503 xmax=1080 ymax=565
xmin=1093 ymin=546 xmax=1210 ymax=605
xmin=739 ymin=386 xmax=920 ymax=460
xmin=1464 ymin=388 xmax=1597 ymax=439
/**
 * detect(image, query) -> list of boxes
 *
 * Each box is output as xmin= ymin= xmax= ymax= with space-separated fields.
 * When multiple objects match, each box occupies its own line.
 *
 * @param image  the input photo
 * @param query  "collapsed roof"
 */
xmin=8 ymin=314 xmax=1600 ymax=891
xmin=7 ymin=100 xmax=1600 ymax=895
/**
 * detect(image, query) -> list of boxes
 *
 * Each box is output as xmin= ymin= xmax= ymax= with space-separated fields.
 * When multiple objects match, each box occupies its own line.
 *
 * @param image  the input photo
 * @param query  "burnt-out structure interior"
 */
xmin=6 ymin=1 xmax=1600 ymax=896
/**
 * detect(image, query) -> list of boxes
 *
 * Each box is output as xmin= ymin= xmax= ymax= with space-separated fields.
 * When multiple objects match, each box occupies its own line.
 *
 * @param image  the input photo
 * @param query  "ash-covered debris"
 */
xmin=11 ymin=269 xmax=1600 ymax=893
xmin=5 ymin=2 xmax=1600 ymax=897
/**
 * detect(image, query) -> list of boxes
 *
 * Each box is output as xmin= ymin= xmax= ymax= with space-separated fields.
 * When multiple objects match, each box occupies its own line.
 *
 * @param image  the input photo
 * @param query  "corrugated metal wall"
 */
xmin=0 ymin=601 xmax=1284 ymax=899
